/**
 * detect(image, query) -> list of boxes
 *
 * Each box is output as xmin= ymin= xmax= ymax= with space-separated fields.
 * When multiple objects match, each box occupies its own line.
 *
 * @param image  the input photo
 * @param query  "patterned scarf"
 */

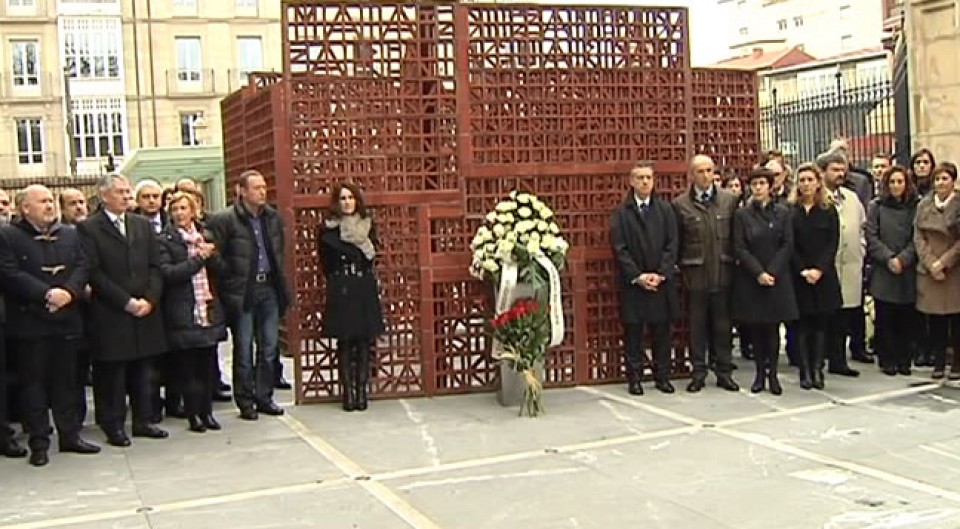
xmin=325 ymin=215 xmax=375 ymax=260
xmin=179 ymin=225 xmax=214 ymax=326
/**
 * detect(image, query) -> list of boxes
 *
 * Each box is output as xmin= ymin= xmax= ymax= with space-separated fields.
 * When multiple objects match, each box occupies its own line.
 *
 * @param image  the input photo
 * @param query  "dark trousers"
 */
xmin=747 ymin=323 xmax=781 ymax=370
xmin=150 ymin=353 xmax=182 ymax=417
xmin=17 ymin=337 xmax=81 ymax=451
xmin=927 ymin=313 xmax=960 ymax=372
xmin=914 ymin=314 xmax=935 ymax=365
xmin=77 ymin=346 xmax=90 ymax=424
xmin=0 ymin=327 xmax=10 ymax=441
xmin=848 ymin=304 xmax=867 ymax=355
xmin=688 ymin=289 xmax=733 ymax=377
xmin=876 ymin=301 xmax=917 ymax=370
xmin=4 ymin=336 xmax=19 ymax=424
xmin=624 ymin=321 xmax=672 ymax=381
xmin=826 ymin=307 xmax=859 ymax=370
xmin=173 ymin=347 xmax=215 ymax=417
xmin=93 ymin=357 xmax=155 ymax=433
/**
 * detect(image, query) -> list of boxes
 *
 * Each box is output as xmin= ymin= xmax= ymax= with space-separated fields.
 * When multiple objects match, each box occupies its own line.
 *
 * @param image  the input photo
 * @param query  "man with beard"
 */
xmin=0 ymin=185 xmax=100 ymax=466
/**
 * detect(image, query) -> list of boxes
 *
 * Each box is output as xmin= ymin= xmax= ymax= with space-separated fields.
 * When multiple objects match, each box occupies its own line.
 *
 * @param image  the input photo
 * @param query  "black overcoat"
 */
xmin=77 ymin=211 xmax=167 ymax=361
xmin=610 ymin=193 xmax=679 ymax=324
xmin=319 ymin=220 xmax=385 ymax=340
xmin=731 ymin=201 xmax=798 ymax=324
xmin=790 ymin=203 xmax=843 ymax=316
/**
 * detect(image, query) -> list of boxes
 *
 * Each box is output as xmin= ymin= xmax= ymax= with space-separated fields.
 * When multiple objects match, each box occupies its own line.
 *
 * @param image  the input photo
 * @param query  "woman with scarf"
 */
xmin=157 ymin=192 xmax=227 ymax=432
xmin=320 ymin=183 xmax=385 ymax=412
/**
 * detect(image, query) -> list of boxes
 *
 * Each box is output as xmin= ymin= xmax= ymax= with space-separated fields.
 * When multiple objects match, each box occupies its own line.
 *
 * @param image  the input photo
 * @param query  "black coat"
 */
xmin=844 ymin=166 xmax=874 ymax=207
xmin=866 ymin=195 xmax=918 ymax=305
xmin=78 ymin=211 xmax=168 ymax=362
xmin=790 ymin=204 xmax=843 ymax=316
xmin=731 ymin=201 xmax=798 ymax=324
xmin=157 ymin=223 xmax=228 ymax=350
xmin=0 ymin=220 xmax=88 ymax=339
xmin=206 ymin=202 xmax=290 ymax=319
xmin=610 ymin=193 xmax=679 ymax=324
xmin=319 ymin=221 xmax=385 ymax=340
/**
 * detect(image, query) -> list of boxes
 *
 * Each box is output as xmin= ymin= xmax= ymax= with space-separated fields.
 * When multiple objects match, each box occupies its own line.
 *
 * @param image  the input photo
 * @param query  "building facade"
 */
xmin=717 ymin=0 xmax=888 ymax=60
xmin=0 ymin=0 xmax=282 ymax=180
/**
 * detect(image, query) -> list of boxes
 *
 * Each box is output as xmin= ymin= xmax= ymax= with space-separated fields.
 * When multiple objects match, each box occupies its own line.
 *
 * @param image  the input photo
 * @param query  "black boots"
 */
xmin=767 ymin=350 xmax=782 ymax=396
xmin=338 ymin=342 xmax=357 ymax=412
xmin=354 ymin=342 xmax=370 ymax=411
xmin=339 ymin=340 xmax=371 ymax=412
xmin=751 ymin=350 xmax=766 ymax=393
xmin=796 ymin=333 xmax=813 ymax=390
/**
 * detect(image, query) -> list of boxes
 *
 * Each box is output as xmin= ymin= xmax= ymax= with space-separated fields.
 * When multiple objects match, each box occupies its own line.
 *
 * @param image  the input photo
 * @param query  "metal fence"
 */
xmin=760 ymin=75 xmax=895 ymax=169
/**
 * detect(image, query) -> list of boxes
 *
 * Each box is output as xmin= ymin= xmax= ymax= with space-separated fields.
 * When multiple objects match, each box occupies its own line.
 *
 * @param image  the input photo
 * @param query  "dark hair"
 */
xmin=879 ymin=165 xmax=915 ymax=200
xmin=327 ymin=182 xmax=369 ymax=219
xmin=633 ymin=160 xmax=655 ymax=171
xmin=932 ymin=162 xmax=958 ymax=182
xmin=238 ymin=169 xmax=265 ymax=189
xmin=872 ymin=152 xmax=891 ymax=162
xmin=910 ymin=148 xmax=936 ymax=176
xmin=746 ymin=168 xmax=774 ymax=187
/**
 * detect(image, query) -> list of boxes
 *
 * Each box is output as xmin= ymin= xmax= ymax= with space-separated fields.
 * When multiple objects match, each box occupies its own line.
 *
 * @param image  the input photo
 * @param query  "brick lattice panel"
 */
xmin=220 ymin=1 xmax=759 ymax=403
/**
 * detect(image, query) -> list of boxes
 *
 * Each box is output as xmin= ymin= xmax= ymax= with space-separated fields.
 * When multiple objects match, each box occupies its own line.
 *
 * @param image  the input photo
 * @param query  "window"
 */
xmin=173 ymin=0 xmax=196 ymax=6
xmin=793 ymin=16 xmax=804 ymax=27
xmin=180 ymin=112 xmax=202 ymax=146
xmin=8 ymin=0 xmax=36 ymax=6
xmin=15 ymin=118 xmax=43 ymax=164
xmin=739 ymin=27 xmax=749 ymax=35
xmin=839 ymin=5 xmax=851 ymax=19
xmin=236 ymin=0 xmax=256 ymax=7
xmin=11 ymin=40 xmax=39 ymax=86
xmin=841 ymin=34 xmax=853 ymax=49
xmin=175 ymin=37 xmax=202 ymax=82
xmin=236 ymin=36 xmax=263 ymax=78
xmin=62 ymin=18 xmax=121 ymax=79
xmin=72 ymin=97 xmax=125 ymax=159
xmin=777 ymin=19 xmax=787 ymax=30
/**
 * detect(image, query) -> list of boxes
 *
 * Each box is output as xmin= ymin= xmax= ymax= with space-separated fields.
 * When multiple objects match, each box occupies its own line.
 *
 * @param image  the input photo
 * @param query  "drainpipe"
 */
xmin=130 ymin=0 xmax=144 ymax=147
xmin=146 ymin=0 xmax=159 ymax=146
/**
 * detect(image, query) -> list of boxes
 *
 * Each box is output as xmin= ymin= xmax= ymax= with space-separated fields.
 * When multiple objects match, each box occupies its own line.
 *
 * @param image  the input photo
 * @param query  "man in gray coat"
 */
xmin=673 ymin=155 xmax=741 ymax=392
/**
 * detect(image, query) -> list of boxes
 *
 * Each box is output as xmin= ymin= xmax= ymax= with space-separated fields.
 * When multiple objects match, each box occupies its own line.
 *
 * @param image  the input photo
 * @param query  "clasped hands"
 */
xmin=124 ymin=297 xmax=154 ymax=318
xmin=44 ymin=288 xmax=73 ymax=313
xmin=930 ymin=259 xmax=946 ymax=281
xmin=799 ymin=268 xmax=822 ymax=285
xmin=633 ymin=273 xmax=666 ymax=291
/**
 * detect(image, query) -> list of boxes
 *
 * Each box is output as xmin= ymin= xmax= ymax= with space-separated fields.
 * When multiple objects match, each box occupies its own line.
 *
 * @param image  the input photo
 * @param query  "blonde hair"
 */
xmin=788 ymin=163 xmax=834 ymax=209
xmin=167 ymin=191 xmax=199 ymax=216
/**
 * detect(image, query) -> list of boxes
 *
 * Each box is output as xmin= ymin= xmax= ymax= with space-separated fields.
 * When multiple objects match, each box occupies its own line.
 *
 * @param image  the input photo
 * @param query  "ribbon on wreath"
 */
xmin=494 ymin=257 xmax=564 ymax=351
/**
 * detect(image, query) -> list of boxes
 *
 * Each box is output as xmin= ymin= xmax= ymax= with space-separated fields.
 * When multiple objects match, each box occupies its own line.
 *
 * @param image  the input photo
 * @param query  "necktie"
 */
xmin=115 ymin=216 xmax=126 ymax=237
xmin=153 ymin=218 xmax=161 ymax=233
xmin=639 ymin=202 xmax=647 ymax=214
xmin=700 ymin=191 xmax=710 ymax=204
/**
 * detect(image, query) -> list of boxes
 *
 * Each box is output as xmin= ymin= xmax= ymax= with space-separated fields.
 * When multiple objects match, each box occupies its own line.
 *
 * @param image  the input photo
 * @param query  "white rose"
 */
xmin=526 ymin=240 xmax=540 ymax=255
xmin=485 ymin=211 xmax=497 ymax=223
xmin=477 ymin=226 xmax=492 ymax=239
xmin=529 ymin=231 xmax=541 ymax=242
xmin=495 ymin=200 xmax=517 ymax=212
xmin=541 ymin=234 xmax=556 ymax=249
xmin=540 ymin=207 xmax=554 ymax=219
xmin=554 ymin=238 xmax=569 ymax=253
xmin=484 ymin=243 xmax=496 ymax=254
xmin=483 ymin=259 xmax=499 ymax=272
xmin=516 ymin=193 xmax=531 ymax=204
xmin=518 ymin=233 xmax=529 ymax=244
xmin=517 ymin=206 xmax=532 ymax=219
xmin=492 ymin=223 xmax=506 ymax=238
xmin=503 ymin=213 xmax=515 ymax=224
xmin=471 ymin=235 xmax=483 ymax=249
xmin=473 ymin=249 xmax=485 ymax=260
xmin=496 ymin=213 xmax=509 ymax=224
xmin=514 ymin=220 xmax=530 ymax=233
xmin=505 ymin=230 xmax=518 ymax=242
xmin=549 ymin=222 xmax=560 ymax=234
xmin=509 ymin=190 xmax=518 ymax=200
xmin=531 ymin=199 xmax=544 ymax=212
xmin=537 ymin=220 xmax=548 ymax=232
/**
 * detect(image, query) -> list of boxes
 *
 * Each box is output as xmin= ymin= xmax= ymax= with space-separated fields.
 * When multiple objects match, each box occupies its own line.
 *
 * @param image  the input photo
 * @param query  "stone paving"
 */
xmin=2 ymin=357 xmax=960 ymax=529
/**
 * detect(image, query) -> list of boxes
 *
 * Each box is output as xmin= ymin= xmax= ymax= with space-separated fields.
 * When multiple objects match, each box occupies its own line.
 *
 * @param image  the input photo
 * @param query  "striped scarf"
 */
xmin=179 ymin=225 xmax=214 ymax=326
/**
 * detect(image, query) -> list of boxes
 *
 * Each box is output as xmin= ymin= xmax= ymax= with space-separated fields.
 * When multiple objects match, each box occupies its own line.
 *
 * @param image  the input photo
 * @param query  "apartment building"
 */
xmin=0 ymin=0 xmax=282 ymax=181
xmin=717 ymin=0 xmax=888 ymax=59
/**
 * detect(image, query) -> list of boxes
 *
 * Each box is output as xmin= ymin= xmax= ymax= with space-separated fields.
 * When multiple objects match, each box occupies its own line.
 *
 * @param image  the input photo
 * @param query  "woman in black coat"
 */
xmin=866 ymin=166 xmax=919 ymax=376
xmin=732 ymin=168 xmax=798 ymax=395
xmin=320 ymin=183 xmax=385 ymax=412
xmin=157 ymin=192 xmax=228 ymax=433
xmin=789 ymin=163 xmax=842 ymax=390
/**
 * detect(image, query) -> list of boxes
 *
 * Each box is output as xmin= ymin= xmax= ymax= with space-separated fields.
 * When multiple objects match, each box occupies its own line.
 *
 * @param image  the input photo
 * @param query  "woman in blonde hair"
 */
xmin=789 ymin=163 xmax=842 ymax=389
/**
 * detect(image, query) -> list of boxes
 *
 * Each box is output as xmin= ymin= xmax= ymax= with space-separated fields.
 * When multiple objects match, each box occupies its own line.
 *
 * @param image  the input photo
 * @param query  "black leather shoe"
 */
xmin=851 ymin=353 xmax=874 ymax=364
xmin=187 ymin=416 xmax=206 ymax=433
xmin=828 ymin=366 xmax=860 ymax=377
xmin=104 ymin=430 xmax=131 ymax=447
xmin=212 ymin=391 xmax=232 ymax=403
xmin=59 ymin=438 xmax=101 ymax=454
xmin=716 ymin=375 xmax=740 ymax=392
xmin=897 ymin=366 xmax=912 ymax=376
xmin=686 ymin=378 xmax=705 ymax=393
xmin=218 ymin=381 xmax=231 ymax=392
xmin=1 ymin=438 xmax=27 ymax=458
xmin=627 ymin=380 xmax=643 ymax=396
xmin=654 ymin=379 xmax=675 ymax=394
xmin=132 ymin=424 xmax=169 ymax=439
xmin=274 ymin=378 xmax=292 ymax=390
xmin=29 ymin=450 xmax=49 ymax=467
xmin=201 ymin=414 xmax=221 ymax=431
xmin=239 ymin=408 xmax=258 ymax=421
xmin=882 ymin=367 xmax=897 ymax=376
xmin=256 ymin=402 xmax=285 ymax=416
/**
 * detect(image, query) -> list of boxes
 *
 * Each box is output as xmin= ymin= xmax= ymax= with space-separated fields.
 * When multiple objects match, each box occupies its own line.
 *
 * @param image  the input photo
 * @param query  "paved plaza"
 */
xmin=2 ymin=357 xmax=960 ymax=529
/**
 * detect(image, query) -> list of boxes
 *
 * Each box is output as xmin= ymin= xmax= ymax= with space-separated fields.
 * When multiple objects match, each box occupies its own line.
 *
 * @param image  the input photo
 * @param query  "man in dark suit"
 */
xmin=673 ymin=155 xmax=741 ymax=393
xmin=0 ymin=185 xmax=101 ymax=466
xmin=78 ymin=175 xmax=169 ymax=447
xmin=610 ymin=160 xmax=680 ymax=396
xmin=0 ymin=228 xmax=26 ymax=458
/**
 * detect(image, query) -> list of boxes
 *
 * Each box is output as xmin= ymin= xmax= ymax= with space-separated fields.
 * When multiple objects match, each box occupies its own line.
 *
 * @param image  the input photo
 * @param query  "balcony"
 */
xmin=0 ymin=72 xmax=59 ymax=101
xmin=0 ymin=152 xmax=62 ymax=180
xmin=166 ymin=68 xmax=217 ymax=97
xmin=0 ymin=0 xmax=50 ymax=18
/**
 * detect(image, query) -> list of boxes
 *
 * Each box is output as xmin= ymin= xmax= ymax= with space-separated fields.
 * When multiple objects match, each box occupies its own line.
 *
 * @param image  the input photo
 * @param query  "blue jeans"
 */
xmin=231 ymin=284 xmax=280 ymax=410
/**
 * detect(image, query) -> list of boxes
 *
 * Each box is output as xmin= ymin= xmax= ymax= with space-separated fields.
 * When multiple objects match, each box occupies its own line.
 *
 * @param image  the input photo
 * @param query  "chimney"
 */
xmin=752 ymin=47 xmax=764 ymax=58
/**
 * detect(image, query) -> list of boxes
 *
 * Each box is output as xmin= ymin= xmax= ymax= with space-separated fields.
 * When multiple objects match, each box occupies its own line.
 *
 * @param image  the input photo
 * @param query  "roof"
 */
xmin=709 ymin=46 xmax=816 ymax=71
xmin=117 ymin=145 xmax=227 ymax=211
xmin=761 ymin=47 xmax=888 ymax=76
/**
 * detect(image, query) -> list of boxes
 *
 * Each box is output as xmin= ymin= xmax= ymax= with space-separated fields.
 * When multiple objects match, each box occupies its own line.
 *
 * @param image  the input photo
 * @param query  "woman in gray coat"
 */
xmin=866 ymin=166 xmax=919 ymax=376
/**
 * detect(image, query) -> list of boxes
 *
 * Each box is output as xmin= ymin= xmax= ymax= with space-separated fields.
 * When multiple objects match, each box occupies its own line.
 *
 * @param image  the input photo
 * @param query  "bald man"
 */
xmin=672 ymin=155 xmax=740 ymax=392
xmin=0 ymin=185 xmax=100 ymax=466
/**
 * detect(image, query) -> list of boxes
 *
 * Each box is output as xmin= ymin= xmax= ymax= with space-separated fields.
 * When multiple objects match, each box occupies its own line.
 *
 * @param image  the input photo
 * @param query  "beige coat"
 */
xmin=914 ymin=194 xmax=960 ymax=315
xmin=834 ymin=187 xmax=866 ymax=308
